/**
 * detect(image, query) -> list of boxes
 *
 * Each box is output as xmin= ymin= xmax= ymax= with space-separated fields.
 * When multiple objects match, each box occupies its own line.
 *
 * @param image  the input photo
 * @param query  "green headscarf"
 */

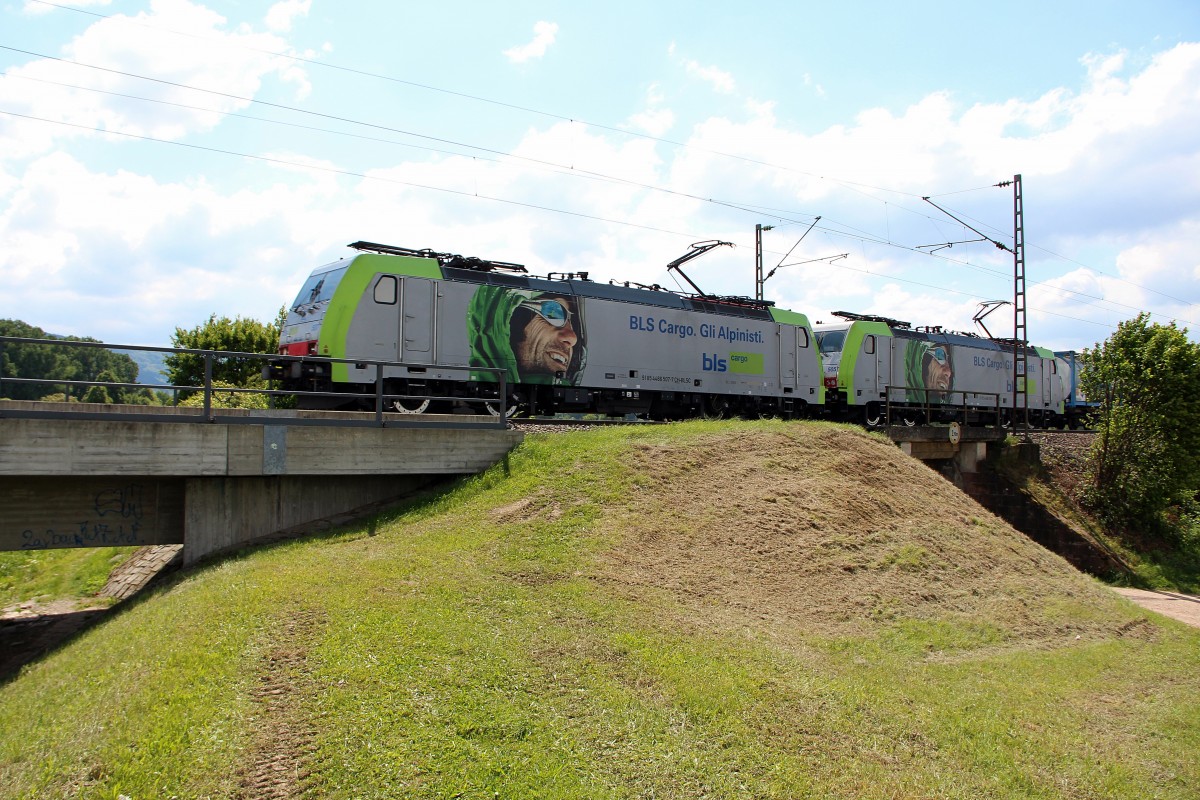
xmin=904 ymin=339 xmax=930 ymax=403
xmin=467 ymin=285 xmax=584 ymax=385
xmin=904 ymin=339 xmax=952 ymax=403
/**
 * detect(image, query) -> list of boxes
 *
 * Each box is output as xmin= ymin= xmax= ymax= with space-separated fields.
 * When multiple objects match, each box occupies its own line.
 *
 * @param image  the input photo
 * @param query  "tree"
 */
xmin=0 ymin=319 xmax=138 ymax=401
xmin=1079 ymin=313 xmax=1200 ymax=533
xmin=164 ymin=311 xmax=283 ymax=392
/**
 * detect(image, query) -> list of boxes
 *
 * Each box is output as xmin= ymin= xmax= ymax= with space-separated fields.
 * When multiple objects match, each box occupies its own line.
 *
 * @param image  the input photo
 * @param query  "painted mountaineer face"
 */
xmin=513 ymin=296 xmax=579 ymax=377
xmin=924 ymin=345 xmax=953 ymax=393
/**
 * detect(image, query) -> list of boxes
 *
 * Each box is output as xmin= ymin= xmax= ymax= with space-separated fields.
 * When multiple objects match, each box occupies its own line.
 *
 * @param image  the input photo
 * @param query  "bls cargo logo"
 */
xmin=703 ymin=352 xmax=764 ymax=374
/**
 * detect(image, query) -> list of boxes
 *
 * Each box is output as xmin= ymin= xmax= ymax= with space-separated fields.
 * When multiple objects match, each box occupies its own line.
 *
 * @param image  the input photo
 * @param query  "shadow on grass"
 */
xmin=0 ymin=608 xmax=110 ymax=684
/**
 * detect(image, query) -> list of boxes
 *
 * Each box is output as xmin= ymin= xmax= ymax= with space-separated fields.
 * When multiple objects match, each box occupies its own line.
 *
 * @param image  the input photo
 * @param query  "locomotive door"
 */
xmin=778 ymin=325 xmax=798 ymax=389
xmin=1036 ymin=356 xmax=1052 ymax=412
xmin=878 ymin=338 xmax=894 ymax=403
xmin=401 ymin=278 xmax=435 ymax=364
xmin=859 ymin=334 xmax=889 ymax=403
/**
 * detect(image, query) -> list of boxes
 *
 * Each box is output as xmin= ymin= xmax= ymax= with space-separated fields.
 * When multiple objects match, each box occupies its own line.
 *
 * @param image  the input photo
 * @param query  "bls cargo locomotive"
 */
xmin=815 ymin=312 xmax=1078 ymax=428
xmin=271 ymin=241 xmax=824 ymax=419
xmin=271 ymin=240 xmax=1079 ymax=427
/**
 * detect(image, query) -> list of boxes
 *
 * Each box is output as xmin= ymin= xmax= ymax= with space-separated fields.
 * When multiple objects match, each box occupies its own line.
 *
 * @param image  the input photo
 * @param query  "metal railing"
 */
xmin=881 ymin=385 xmax=1007 ymax=428
xmin=0 ymin=336 xmax=509 ymax=429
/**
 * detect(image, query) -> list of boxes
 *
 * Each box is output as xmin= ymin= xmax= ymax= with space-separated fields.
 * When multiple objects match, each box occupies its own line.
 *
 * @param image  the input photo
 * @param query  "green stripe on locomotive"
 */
xmin=319 ymin=254 xmax=444 ymax=384
xmin=837 ymin=321 xmax=891 ymax=405
xmin=769 ymin=306 xmax=826 ymax=405
xmin=767 ymin=307 xmax=806 ymax=326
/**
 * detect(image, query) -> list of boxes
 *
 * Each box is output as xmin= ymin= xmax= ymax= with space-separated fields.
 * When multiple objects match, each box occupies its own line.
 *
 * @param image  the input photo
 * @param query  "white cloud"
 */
xmin=683 ymin=58 xmax=736 ymax=94
xmin=265 ymin=0 xmax=310 ymax=32
xmin=0 ymin=151 xmax=337 ymax=341
xmin=503 ymin=21 xmax=558 ymax=64
xmin=639 ymin=43 xmax=1200 ymax=344
xmin=0 ymin=0 xmax=310 ymax=161
xmin=628 ymin=83 xmax=675 ymax=136
xmin=3 ymin=18 xmax=1199 ymax=351
xmin=629 ymin=108 xmax=676 ymax=137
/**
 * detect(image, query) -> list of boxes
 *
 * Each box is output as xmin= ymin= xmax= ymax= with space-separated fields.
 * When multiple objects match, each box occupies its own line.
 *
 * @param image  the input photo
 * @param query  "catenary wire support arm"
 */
xmin=773 ymin=216 xmax=822 ymax=270
xmin=756 ymin=217 xmax=822 ymax=300
xmin=916 ymin=237 xmax=988 ymax=254
xmin=765 ymin=253 xmax=849 ymax=282
xmin=920 ymin=198 xmax=1014 ymax=254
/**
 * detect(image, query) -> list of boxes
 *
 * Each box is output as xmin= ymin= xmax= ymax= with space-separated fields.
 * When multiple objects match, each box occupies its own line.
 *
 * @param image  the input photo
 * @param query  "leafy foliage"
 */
xmin=1080 ymin=313 xmax=1200 ymax=535
xmin=164 ymin=310 xmax=284 ymax=392
xmin=0 ymin=319 xmax=138 ymax=401
xmin=178 ymin=380 xmax=273 ymax=410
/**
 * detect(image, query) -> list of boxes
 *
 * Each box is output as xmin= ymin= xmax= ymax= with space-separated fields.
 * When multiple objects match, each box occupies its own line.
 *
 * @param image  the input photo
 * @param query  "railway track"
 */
xmin=510 ymin=416 xmax=1097 ymax=436
xmin=509 ymin=416 xmax=659 ymax=433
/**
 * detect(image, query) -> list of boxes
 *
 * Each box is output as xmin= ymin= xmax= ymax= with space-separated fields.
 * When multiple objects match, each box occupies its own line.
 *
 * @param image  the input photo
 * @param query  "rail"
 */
xmin=0 ymin=336 xmax=509 ymax=429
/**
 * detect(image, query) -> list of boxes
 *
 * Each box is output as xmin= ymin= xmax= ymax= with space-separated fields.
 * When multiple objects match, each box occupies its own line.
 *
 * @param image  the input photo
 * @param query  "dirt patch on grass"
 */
xmin=596 ymin=424 xmax=1135 ymax=646
xmin=235 ymin=607 xmax=325 ymax=799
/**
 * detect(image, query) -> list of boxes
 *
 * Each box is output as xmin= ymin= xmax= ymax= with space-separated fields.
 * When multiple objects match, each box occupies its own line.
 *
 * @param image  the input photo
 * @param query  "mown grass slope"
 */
xmin=1 ymin=420 xmax=1197 ymax=799
xmin=0 ymin=547 xmax=134 ymax=608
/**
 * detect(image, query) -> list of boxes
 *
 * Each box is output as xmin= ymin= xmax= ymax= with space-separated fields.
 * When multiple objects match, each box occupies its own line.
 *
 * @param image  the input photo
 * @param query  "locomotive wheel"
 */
xmin=900 ymin=409 xmax=923 ymax=427
xmin=393 ymin=396 xmax=431 ymax=414
xmin=700 ymin=395 xmax=729 ymax=420
xmin=863 ymin=403 xmax=883 ymax=428
xmin=484 ymin=393 xmax=524 ymax=418
xmin=742 ymin=401 xmax=775 ymax=420
xmin=484 ymin=401 xmax=517 ymax=418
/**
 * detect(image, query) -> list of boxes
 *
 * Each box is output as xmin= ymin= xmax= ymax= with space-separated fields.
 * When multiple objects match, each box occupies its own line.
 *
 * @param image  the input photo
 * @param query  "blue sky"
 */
xmin=2 ymin=0 xmax=1199 ymax=350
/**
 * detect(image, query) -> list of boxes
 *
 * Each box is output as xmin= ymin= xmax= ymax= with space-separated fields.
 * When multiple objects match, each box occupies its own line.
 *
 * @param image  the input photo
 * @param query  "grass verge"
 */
xmin=0 ymin=547 xmax=135 ymax=607
xmin=1 ymin=421 xmax=1197 ymax=799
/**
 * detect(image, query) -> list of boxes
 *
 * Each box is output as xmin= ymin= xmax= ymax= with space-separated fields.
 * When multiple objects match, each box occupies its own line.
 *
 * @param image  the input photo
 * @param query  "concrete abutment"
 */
xmin=0 ymin=406 xmax=522 ymax=565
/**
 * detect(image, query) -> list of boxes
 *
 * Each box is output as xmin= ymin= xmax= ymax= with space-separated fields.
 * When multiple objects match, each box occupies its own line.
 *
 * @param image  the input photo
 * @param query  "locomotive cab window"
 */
xmin=373 ymin=275 xmax=397 ymax=304
xmin=864 ymin=335 xmax=876 ymax=355
xmin=291 ymin=265 xmax=348 ymax=310
xmin=816 ymin=330 xmax=845 ymax=354
xmin=797 ymin=328 xmax=810 ymax=348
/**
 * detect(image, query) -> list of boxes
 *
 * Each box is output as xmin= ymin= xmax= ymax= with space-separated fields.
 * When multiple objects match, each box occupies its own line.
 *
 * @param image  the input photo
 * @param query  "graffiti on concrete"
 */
xmin=20 ymin=483 xmax=150 ymax=549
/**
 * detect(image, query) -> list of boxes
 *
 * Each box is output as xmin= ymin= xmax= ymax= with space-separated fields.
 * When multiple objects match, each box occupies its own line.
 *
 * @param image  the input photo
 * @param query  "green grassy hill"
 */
xmin=1 ymin=421 xmax=1197 ymax=799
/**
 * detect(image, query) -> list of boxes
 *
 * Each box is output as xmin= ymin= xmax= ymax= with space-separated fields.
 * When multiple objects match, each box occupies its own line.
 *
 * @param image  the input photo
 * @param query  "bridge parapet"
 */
xmin=1 ymin=403 xmax=519 ymax=477
xmin=1 ymin=403 xmax=522 ymax=564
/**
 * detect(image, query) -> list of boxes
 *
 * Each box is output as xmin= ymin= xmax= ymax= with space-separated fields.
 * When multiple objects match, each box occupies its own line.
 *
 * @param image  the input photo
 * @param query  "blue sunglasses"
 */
xmin=519 ymin=298 xmax=574 ymax=328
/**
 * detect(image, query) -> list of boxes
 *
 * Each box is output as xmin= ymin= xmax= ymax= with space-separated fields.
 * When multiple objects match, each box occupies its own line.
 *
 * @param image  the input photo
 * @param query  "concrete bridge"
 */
xmin=885 ymin=421 xmax=1009 ymax=477
xmin=0 ymin=401 xmax=522 ymax=565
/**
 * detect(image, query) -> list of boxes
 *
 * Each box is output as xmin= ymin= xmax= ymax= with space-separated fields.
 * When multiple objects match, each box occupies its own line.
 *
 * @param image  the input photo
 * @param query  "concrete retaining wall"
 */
xmin=182 ymin=474 xmax=439 ymax=565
